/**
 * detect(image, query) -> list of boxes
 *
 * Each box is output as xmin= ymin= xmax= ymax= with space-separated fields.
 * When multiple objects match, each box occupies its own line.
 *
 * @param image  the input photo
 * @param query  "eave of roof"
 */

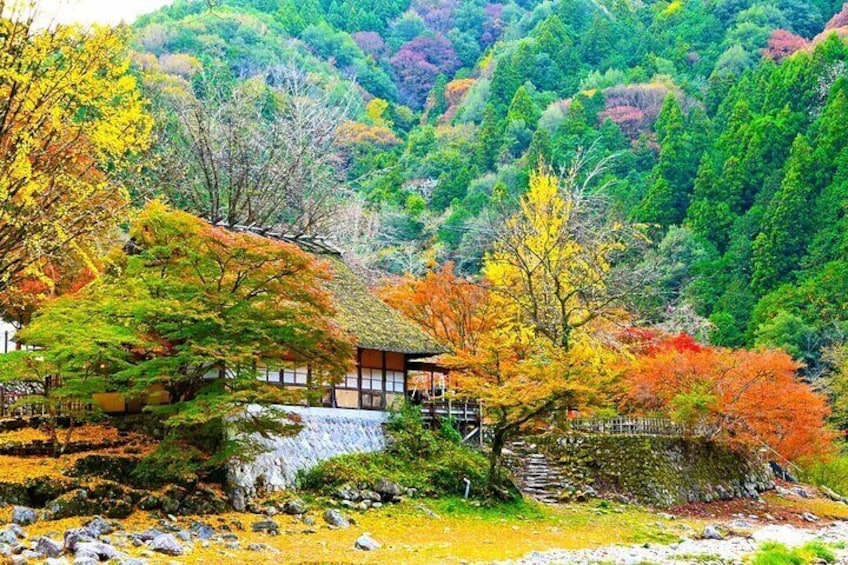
xmin=219 ymin=223 xmax=448 ymax=357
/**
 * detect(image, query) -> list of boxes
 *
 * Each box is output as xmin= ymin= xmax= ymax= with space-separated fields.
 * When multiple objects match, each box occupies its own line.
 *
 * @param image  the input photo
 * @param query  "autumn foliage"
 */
xmin=0 ymin=6 xmax=152 ymax=308
xmin=623 ymin=331 xmax=835 ymax=462
xmin=380 ymin=263 xmax=492 ymax=353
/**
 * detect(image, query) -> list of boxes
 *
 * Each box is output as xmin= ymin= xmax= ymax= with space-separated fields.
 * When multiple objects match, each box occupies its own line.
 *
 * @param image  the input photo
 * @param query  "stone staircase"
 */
xmin=505 ymin=440 xmax=572 ymax=504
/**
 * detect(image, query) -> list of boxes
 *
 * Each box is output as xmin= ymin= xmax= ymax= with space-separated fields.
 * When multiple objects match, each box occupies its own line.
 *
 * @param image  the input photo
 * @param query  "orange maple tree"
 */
xmin=623 ymin=332 xmax=835 ymax=462
xmin=380 ymin=262 xmax=493 ymax=352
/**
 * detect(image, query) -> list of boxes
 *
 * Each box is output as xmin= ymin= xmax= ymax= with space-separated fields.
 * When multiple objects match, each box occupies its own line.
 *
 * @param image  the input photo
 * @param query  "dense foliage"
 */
xmin=0 ymin=4 xmax=152 ymax=325
xmin=6 ymin=0 xmax=848 ymax=485
xmin=2 ymin=202 xmax=353 ymax=476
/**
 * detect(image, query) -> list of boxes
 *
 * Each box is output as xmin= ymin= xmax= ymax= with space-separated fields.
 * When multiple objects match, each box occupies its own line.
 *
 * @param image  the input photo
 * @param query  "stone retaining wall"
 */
xmin=228 ymin=406 xmax=387 ymax=502
xmin=508 ymin=433 xmax=774 ymax=507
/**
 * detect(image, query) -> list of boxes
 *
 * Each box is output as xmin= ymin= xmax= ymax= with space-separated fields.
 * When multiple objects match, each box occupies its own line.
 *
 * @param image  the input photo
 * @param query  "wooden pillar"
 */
xmin=356 ymin=347 xmax=363 ymax=409
xmin=381 ymin=350 xmax=387 ymax=410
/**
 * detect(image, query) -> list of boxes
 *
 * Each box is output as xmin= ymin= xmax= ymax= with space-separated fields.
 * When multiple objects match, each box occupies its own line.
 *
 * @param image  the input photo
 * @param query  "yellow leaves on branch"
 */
xmin=0 ymin=10 xmax=153 ymax=297
xmin=483 ymin=166 xmax=628 ymax=350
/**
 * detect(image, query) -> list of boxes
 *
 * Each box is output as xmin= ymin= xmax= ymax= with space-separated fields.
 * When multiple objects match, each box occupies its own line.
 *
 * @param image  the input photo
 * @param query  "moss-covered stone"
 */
xmin=67 ymin=454 xmax=139 ymax=484
xmin=536 ymin=433 xmax=773 ymax=507
xmin=0 ymin=482 xmax=30 ymax=506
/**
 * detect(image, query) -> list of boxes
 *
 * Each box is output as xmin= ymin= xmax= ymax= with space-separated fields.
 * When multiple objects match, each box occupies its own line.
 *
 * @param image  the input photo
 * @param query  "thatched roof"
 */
xmin=321 ymin=255 xmax=448 ymax=356
xmin=222 ymin=225 xmax=447 ymax=357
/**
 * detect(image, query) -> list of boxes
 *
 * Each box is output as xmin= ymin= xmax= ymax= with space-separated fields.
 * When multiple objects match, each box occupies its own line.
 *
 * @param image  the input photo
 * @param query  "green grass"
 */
xmin=750 ymin=542 xmax=837 ymax=565
xmin=426 ymin=495 xmax=549 ymax=521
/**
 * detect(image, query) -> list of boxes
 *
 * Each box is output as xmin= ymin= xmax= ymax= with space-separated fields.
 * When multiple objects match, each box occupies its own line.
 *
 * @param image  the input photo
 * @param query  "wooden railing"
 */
xmin=566 ymin=417 xmax=716 ymax=437
xmin=420 ymin=399 xmax=482 ymax=423
xmin=0 ymin=377 xmax=91 ymax=420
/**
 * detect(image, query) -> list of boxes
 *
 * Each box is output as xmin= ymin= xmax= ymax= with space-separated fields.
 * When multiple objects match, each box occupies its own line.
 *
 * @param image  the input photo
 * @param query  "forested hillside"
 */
xmin=131 ymin=0 xmax=848 ymax=377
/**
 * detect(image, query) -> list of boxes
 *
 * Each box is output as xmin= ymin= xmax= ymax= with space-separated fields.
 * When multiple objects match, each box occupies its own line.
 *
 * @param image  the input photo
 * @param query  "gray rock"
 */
xmin=727 ymin=519 xmax=754 ymax=530
xmin=374 ymin=478 xmax=403 ymax=499
xmin=335 ymin=484 xmax=360 ymax=501
xmin=63 ymin=528 xmax=96 ymax=552
xmin=802 ymin=512 xmax=820 ymax=522
xmin=247 ymin=542 xmax=279 ymax=552
xmin=74 ymin=541 xmax=118 ymax=560
xmin=251 ymin=520 xmax=279 ymax=535
xmin=355 ymin=533 xmax=381 ymax=551
xmin=116 ymin=559 xmax=147 ymax=565
xmin=130 ymin=529 xmax=164 ymax=544
xmin=189 ymin=522 xmax=215 ymax=540
xmin=283 ymin=499 xmax=308 ymax=515
xmin=701 ymin=525 xmax=724 ymax=540
xmin=72 ymin=558 xmax=98 ymax=565
xmin=322 ymin=509 xmax=350 ymax=529
xmin=11 ymin=507 xmax=37 ymax=526
xmin=229 ymin=487 xmax=246 ymax=512
xmin=10 ymin=555 xmax=27 ymax=565
xmin=34 ymin=536 xmax=63 ymax=558
xmin=84 ymin=517 xmax=114 ymax=536
xmin=148 ymin=534 xmax=183 ymax=556
xmin=302 ymin=516 xmax=315 ymax=526
xmin=175 ymin=531 xmax=191 ymax=543
xmin=0 ymin=527 xmax=21 ymax=545
xmin=45 ymin=558 xmax=70 ymax=565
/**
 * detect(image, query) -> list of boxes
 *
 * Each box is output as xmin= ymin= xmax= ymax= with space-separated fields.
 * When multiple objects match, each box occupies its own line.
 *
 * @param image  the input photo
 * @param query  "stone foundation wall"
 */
xmin=508 ymin=433 xmax=774 ymax=507
xmin=228 ymin=406 xmax=387 ymax=502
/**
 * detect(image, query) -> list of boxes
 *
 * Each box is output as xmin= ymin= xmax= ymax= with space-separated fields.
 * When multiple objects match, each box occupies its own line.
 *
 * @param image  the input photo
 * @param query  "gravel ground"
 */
xmin=492 ymin=522 xmax=848 ymax=564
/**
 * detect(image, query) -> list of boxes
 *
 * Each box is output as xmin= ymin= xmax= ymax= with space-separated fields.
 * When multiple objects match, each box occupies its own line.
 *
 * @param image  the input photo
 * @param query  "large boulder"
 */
xmin=283 ymin=499 xmax=308 ymax=515
xmin=64 ymin=527 xmax=97 ymax=552
xmin=25 ymin=477 xmax=77 ymax=506
xmin=189 ymin=521 xmax=215 ymax=540
xmin=374 ymin=479 xmax=403 ymax=501
xmin=701 ymin=525 xmax=724 ymax=540
xmin=84 ymin=517 xmax=115 ymax=536
xmin=0 ymin=525 xmax=24 ymax=544
xmin=0 ymin=483 xmax=30 ymax=506
xmin=67 ymin=456 xmax=139 ymax=486
xmin=251 ymin=520 xmax=279 ymax=535
xmin=74 ymin=540 xmax=119 ymax=561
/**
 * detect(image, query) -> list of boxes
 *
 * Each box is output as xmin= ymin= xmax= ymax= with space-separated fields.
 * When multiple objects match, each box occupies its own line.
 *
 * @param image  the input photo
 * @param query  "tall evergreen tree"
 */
xmin=751 ymin=135 xmax=816 ymax=294
xmin=637 ymin=95 xmax=705 ymax=230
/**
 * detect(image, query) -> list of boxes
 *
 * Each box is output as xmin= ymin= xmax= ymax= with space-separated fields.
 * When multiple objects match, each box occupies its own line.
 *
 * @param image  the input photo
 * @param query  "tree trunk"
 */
xmin=488 ymin=427 xmax=507 ymax=485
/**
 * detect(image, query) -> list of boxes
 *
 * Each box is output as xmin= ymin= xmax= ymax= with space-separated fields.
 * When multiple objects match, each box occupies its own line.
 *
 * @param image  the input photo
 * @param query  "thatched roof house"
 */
xmin=227 ymin=227 xmax=448 ymax=411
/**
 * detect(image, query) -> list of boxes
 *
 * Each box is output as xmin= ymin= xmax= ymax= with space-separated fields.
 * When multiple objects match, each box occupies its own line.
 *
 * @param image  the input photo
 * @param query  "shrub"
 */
xmin=300 ymin=402 xmax=494 ymax=498
xmin=803 ymin=455 xmax=848 ymax=496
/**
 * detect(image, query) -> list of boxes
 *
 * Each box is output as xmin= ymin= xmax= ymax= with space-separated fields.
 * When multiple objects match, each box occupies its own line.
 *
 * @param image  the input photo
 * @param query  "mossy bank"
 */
xmin=510 ymin=433 xmax=775 ymax=507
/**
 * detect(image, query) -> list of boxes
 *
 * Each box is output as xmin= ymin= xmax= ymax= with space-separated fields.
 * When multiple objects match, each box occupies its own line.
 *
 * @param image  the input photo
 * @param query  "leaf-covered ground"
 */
xmin=15 ymin=499 xmax=685 ymax=564
xmin=12 ymin=493 xmax=848 ymax=564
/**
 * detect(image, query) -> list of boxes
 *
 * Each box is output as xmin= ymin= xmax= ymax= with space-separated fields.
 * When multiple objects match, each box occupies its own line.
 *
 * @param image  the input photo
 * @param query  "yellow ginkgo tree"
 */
xmin=0 ymin=2 xmax=153 ymax=320
xmin=448 ymin=164 xmax=644 ymax=483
